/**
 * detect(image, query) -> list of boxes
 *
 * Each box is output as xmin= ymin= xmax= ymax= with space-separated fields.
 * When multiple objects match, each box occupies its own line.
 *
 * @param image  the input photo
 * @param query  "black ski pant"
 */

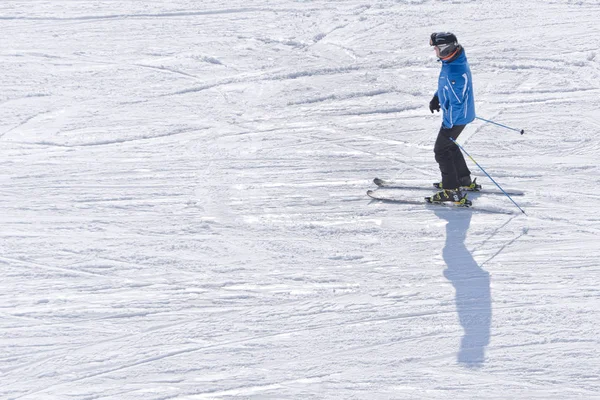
xmin=434 ymin=124 xmax=471 ymax=190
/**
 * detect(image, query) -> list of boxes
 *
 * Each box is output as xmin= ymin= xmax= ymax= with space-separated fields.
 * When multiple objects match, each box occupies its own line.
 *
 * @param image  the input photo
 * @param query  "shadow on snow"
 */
xmin=435 ymin=209 xmax=491 ymax=368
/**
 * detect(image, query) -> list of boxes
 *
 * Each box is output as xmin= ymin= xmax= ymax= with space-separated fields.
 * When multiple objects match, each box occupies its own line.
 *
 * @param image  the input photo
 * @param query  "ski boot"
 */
xmin=434 ymin=177 xmax=481 ymax=192
xmin=426 ymin=188 xmax=472 ymax=207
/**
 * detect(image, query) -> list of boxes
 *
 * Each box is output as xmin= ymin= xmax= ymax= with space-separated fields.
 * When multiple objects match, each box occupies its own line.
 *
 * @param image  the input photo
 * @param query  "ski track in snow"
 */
xmin=1 ymin=1 xmax=600 ymax=399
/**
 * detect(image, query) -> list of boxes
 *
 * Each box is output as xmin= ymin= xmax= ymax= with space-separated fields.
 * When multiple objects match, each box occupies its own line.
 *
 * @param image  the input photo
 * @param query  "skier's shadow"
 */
xmin=434 ymin=209 xmax=491 ymax=368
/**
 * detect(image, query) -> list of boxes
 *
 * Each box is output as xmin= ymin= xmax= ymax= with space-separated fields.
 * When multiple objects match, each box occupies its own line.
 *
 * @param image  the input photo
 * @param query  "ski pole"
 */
xmin=475 ymin=116 xmax=525 ymax=135
xmin=450 ymin=137 xmax=526 ymax=215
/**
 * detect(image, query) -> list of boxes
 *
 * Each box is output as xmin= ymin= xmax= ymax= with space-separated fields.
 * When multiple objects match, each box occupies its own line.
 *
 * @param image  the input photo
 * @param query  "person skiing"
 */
xmin=428 ymin=32 xmax=476 ymax=204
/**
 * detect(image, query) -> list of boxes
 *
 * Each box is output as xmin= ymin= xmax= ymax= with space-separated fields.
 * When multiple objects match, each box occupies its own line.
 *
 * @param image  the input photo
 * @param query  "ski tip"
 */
xmin=373 ymin=178 xmax=383 ymax=186
xmin=367 ymin=190 xmax=380 ymax=200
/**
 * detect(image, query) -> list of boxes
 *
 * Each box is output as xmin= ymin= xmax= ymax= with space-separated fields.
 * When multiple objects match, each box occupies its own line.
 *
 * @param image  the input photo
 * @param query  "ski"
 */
xmin=373 ymin=177 xmax=524 ymax=197
xmin=367 ymin=190 xmax=514 ymax=215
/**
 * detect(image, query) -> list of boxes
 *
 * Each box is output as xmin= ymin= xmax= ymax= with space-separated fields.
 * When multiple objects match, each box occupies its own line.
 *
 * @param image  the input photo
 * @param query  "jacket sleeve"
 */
xmin=445 ymin=72 xmax=472 ymax=125
xmin=446 ymin=73 xmax=469 ymax=105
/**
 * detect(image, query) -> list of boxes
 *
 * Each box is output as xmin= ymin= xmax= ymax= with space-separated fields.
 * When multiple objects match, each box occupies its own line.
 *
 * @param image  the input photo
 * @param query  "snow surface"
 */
xmin=1 ymin=1 xmax=600 ymax=399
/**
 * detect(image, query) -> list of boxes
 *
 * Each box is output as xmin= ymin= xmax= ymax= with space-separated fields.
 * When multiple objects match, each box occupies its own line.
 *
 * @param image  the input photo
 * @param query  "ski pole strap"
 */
xmin=475 ymin=116 xmax=525 ymax=135
xmin=450 ymin=137 xmax=526 ymax=215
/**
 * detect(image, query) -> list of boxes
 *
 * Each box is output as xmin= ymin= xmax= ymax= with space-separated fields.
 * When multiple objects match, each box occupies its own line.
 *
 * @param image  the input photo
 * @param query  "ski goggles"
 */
xmin=430 ymin=40 xmax=457 ymax=58
xmin=431 ymin=42 xmax=453 ymax=52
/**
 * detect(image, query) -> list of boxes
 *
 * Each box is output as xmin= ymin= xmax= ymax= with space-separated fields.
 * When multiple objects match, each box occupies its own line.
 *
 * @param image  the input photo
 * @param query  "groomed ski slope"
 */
xmin=1 ymin=1 xmax=599 ymax=399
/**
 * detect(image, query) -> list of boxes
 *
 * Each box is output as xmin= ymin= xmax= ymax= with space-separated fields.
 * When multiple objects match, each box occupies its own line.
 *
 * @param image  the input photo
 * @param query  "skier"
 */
xmin=428 ymin=32 xmax=476 ymax=204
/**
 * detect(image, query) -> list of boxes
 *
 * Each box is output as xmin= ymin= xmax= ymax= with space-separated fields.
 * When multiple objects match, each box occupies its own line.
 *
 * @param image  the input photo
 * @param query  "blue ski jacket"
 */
xmin=436 ymin=48 xmax=476 ymax=129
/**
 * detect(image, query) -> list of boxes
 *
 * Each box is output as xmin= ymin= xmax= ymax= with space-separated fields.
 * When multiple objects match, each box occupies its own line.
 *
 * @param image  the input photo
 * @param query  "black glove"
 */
xmin=429 ymin=94 xmax=440 ymax=113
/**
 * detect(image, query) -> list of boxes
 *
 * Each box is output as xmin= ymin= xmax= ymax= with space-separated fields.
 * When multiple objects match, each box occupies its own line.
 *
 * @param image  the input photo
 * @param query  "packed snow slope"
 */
xmin=1 ymin=1 xmax=599 ymax=399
